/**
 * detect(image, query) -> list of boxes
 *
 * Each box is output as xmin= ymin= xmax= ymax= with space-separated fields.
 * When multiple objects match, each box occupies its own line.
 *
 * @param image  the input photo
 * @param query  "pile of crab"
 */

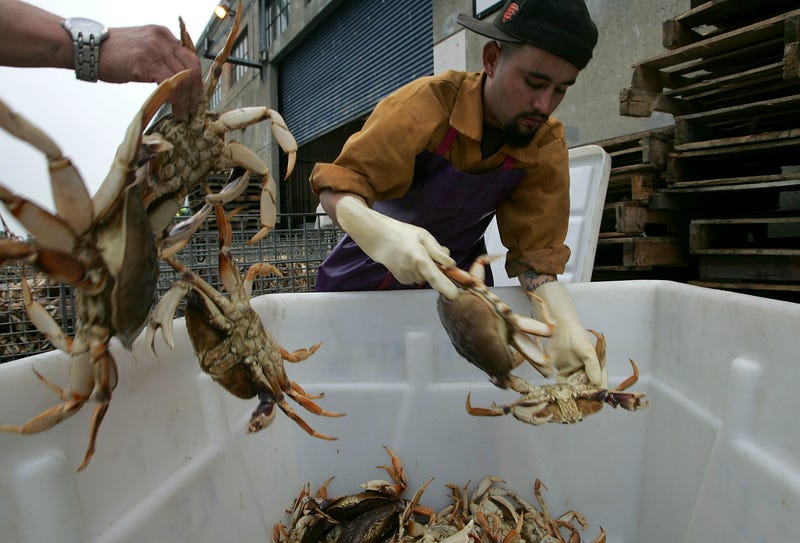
xmin=273 ymin=446 xmax=606 ymax=543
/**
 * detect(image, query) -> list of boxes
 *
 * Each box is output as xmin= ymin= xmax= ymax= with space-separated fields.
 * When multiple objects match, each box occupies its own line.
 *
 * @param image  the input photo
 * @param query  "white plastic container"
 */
xmin=1 ymin=281 xmax=798 ymax=543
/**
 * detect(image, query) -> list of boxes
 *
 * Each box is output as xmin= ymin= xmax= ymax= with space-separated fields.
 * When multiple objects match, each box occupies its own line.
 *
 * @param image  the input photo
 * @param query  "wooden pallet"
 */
xmin=621 ymin=9 xmax=800 ymax=117
xmin=663 ymin=0 xmax=799 ymax=49
xmin=690 ymin=215 xmax=800 ymax=252
xmin=594 ymin=236 xmax=686 ymax=270
xmin=673 ymin=93 xmax=800 ymax=144
xmin=666 ymin=129 xmax=800 ymax=186
xmin=589 ymin=128 xmax=672 ymax=203
xmin=601 ymin=201 xmax=679 ymax=236
xmin=606 ymin=171 xmax=661 ymax=203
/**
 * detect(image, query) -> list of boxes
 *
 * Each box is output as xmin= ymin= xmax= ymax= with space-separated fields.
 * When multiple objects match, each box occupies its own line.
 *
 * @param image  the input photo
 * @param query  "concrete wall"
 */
xmin=433 ymin=0 xmax=688 ymax=146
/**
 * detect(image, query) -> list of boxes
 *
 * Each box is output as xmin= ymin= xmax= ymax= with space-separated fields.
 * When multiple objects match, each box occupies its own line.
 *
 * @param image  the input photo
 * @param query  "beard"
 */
xmin=502 ymin=112 xmax=548 ymax=148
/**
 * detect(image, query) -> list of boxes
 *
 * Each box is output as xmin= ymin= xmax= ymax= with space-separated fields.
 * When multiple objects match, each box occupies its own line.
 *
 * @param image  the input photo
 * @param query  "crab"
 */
xmin=465 ymin=331 xmax=650 ymax=425
xmin=136 ymin=1 xmax=297 ymax=255
xmin=0 ymin=74 xmax=190 ymax=470
xmin=400 ymin=476 xmax=605 ymax=542
xmin=437 ymin=255 xmax=556 ymax=388
xmin=273 ymin=445 xmax=431 ymax=543
xmin=147 ymin=204 xmax=343 ymax=439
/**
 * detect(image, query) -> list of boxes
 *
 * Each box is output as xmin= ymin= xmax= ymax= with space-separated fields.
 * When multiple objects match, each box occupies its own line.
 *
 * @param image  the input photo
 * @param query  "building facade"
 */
xmin=197 ymin=0 xmax=685 ymax=219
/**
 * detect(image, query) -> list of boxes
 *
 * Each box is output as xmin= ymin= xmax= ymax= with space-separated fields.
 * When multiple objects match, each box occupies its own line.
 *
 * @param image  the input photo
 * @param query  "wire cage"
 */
xmin=0 ymin=211 xmax=344 ymax=363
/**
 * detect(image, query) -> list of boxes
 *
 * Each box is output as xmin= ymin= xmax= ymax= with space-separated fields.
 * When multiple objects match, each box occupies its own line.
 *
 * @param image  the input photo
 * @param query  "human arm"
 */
xmin=518 ymin=270 xmax=607 ymax=388
xmin=310 ymin=76 xmax=465 ymax=297
xmin=0 ymin=0 xmax=202 ymax=118
xmin=319 ymin=189 xmax=459 ymax=299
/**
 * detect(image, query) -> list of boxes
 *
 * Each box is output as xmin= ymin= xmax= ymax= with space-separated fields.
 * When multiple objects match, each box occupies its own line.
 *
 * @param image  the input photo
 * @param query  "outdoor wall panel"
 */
xmin=279 ymin=0 xmax=433 ymax=146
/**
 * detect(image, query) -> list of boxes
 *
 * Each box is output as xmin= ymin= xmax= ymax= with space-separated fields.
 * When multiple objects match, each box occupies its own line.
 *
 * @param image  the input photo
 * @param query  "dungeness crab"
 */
xmin=0 ymin=74 xmax=187 ymax=471
xmin=466 ymin=331 xmax=650 ymax=425
xmin=437 ymin=254 xmax=555 ymax=388
xmin=135 ymin=2 xmax=297 ymax=254
xmin=147 ymin=204 xmax=343 ymax=438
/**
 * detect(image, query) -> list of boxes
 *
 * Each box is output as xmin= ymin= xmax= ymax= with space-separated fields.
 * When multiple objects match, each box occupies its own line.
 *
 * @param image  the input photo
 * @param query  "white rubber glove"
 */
xmin=335 ymin=195 xmax=459 ymax=299
xmin=530 ymin=281 xmax=608 ymax=388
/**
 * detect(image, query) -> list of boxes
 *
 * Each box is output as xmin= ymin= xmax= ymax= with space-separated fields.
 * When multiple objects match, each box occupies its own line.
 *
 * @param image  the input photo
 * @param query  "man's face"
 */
xmin=483 ymin=42 xmax=580 ymax=147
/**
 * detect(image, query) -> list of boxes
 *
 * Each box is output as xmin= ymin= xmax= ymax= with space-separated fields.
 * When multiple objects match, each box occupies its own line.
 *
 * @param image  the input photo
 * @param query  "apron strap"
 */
xmin=435 ymin=127 xmax=459 ymax=155
xmin=436 ymin=127 xmax=517 ymax=171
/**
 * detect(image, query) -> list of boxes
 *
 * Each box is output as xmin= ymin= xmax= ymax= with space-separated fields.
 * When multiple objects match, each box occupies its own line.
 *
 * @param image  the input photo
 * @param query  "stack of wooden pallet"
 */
xmin=591 ymin=126 xmax=689 ymax=280
xmin=602 ymin=0 xmax=800 ymax=300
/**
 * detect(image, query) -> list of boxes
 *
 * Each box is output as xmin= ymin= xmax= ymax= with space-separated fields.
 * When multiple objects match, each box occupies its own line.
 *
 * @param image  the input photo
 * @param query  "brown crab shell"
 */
xmin=437 ymin=291 xmax=519 ymax=388
xmin=183 ymin=290 xmax=279 ymax=400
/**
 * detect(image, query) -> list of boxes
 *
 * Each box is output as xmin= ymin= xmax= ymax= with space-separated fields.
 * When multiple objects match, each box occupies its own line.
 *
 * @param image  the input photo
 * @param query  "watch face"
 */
xmin=63 ymin=17 xmax=109 ymax=39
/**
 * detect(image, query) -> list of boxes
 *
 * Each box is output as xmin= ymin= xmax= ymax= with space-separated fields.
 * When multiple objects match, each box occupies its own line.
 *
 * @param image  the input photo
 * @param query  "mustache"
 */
xmin=516 ymin=111 xmax=548 ymax=123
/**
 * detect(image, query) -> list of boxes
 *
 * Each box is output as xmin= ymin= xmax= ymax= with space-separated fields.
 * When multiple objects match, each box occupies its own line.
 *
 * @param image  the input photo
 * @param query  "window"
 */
xmin=264 ymin=0 xmax=289 ymax=49
xmin=209 ymin=80 xmax=222 ymax=110
xmin=231 ymin=30 xmax=250 ymax=84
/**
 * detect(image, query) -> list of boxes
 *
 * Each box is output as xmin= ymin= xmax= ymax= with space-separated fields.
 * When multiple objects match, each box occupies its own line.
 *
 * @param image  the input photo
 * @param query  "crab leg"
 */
xmin=0 ymin=99 xmax=93 ymax=234
xmin=146 ymin=280 xmax=192 ymax=351
xmin=92 ymin=69 xmax=192 ymax=221
xmin=247 ymin=173 xmax=278 ymax=244
xmin=205 ymin=168 xmax=251 ymax=205
xmin=0 ymin=382 xmax=88 ymax=434
xmin=285 ymin=386 xmax=345 ymax=419
xmin=243 ymin=261 xmax=283 ymax=298
xmin=159 ymin=203 xmax=213 ymax=259
xmin=0 ymin=185 xmax=79 ymax=254
xmin=252 ymin=394 xmax=339 ymax=441
xmin=281 ymin=341 xmax=323 ymax=363
xmin=20 ymin=269 xmax=72 ymax=352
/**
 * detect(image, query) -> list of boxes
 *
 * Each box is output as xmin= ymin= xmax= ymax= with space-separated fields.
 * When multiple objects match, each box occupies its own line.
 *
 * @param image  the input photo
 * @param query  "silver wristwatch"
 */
xmin=61 ymin=17 xmax=109 ymax=82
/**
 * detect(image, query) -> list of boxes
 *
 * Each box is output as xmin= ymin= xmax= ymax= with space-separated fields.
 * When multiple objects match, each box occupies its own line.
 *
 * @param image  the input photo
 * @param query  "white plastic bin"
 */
xmin=484 ymin=144 xmax=611 ymax=285
xmin=1 ymin=281 xmax=798 ymax=543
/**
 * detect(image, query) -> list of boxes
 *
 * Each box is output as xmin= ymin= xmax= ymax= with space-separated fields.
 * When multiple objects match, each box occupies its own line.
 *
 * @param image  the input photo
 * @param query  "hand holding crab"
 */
xmin=466 ymin=331 xmax=649 ymax=425
xmin=437 ymin=256 xmax=649 ymax=426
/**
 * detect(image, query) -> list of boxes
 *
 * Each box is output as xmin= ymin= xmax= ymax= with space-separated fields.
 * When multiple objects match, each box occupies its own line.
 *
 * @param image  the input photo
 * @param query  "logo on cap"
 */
xmin=502 ymin=2 xmax=520 ymax=23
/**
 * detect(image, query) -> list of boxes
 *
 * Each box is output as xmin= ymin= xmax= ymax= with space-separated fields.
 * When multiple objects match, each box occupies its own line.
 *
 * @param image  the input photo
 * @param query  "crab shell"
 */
xmin=273 ymin=446 xmax=414 ymax=543
xmin=437 ymin=255 xmax=555 ymax=388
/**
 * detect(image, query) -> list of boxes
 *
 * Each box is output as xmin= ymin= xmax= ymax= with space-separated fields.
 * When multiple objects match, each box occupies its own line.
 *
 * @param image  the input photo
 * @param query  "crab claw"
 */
xmin=146 ymin=278 xmax=192 ymax=352
xmin=265 ymin=109 xmax=297 ymax=180
xmin=248 ymin=392 xmax=278 ymax=432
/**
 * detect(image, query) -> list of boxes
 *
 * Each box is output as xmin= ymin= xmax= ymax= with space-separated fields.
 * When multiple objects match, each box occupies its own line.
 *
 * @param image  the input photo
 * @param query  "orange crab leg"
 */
xmin=464 ymin=393 xmax=506 ymax=417
xmin=286 ymin=385 xmax=345 ymax=419
xmin=290 ymin=381 xmax=324 ymax=400
xmin=280 ymin=341 xmax=323 ymax=363
xmin=276 ymin=396 xmax=338 ymax=441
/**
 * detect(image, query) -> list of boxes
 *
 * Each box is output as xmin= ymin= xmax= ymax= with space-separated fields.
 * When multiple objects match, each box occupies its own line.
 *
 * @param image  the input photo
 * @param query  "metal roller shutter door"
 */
xmin=279 ymin=0 xmax=433 ymax=146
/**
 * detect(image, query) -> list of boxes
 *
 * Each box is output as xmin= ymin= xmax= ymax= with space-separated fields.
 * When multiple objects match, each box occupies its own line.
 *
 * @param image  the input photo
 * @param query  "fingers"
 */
xmin=417 ymin=233 xmax=458 ymax=299
xmin=582 ymin=356 xmax=608 ymax=389
xmin=99 ymin=26 xmax=203 ymax=119
xmin=166 ymin=46 xmax=203 ymax=119
xmin=417 ymin=259 xmax=459 ymax=300
xmin=419 ymin=234 xmax=455 ymax=268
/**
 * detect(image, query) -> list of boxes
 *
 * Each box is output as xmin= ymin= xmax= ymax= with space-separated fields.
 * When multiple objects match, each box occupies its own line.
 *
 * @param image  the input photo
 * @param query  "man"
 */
xmin=0 ymin=0 xmax=202 ymax=119
xmin=310 ymin=0 xmax=606 ymax=388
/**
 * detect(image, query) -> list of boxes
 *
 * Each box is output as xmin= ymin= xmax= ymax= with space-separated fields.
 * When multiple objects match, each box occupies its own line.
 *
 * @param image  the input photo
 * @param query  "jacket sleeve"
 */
xmin=497 ymin=125 xmax=571 ymax=277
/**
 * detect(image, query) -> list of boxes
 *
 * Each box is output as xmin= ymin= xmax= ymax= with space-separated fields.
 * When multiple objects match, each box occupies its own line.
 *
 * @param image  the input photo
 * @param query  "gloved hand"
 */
xmin=530 ymin=281 xmax=608 ymax=388
xmin=335 ymin=195 xmax=459 ymax=299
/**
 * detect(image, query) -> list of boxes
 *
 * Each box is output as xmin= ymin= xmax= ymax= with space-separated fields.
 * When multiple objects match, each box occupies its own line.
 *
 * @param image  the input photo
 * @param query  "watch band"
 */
xmin=61 ymin=18 xmax=109 ymax=82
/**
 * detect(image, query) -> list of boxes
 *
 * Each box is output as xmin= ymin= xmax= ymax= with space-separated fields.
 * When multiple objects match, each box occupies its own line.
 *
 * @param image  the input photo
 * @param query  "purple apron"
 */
xmin=315 ymin=128 xmax=525 ymax=291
